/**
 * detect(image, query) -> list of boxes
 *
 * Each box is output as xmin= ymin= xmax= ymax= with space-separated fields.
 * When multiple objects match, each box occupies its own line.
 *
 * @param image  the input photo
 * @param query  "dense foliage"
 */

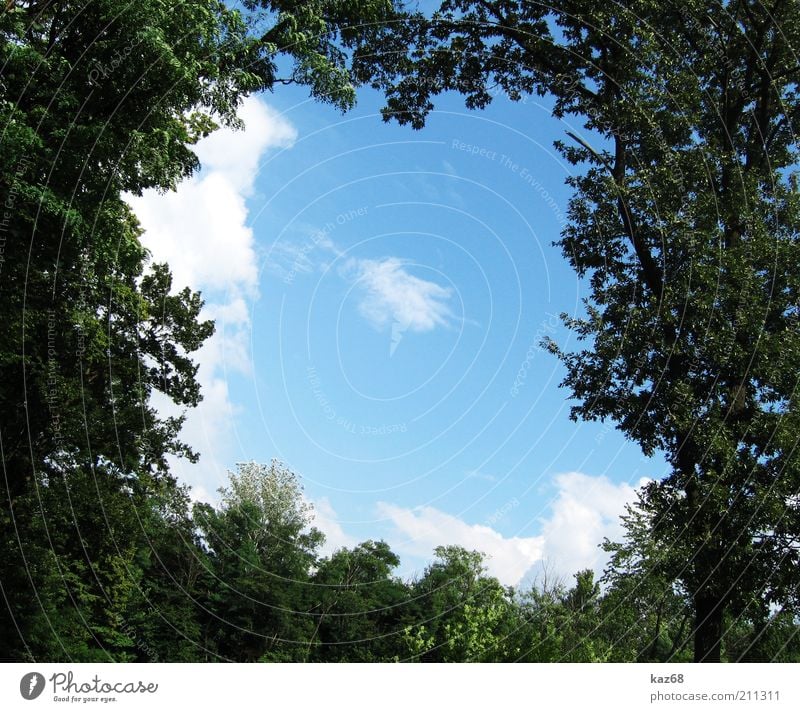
xmin=2 ymin=0 xmax=798 ymax=663
xmin=0 ymin=0 xmax=393 ymax=661
xmin=2 ymin=458 xmax=798 ymax=662
xmin=352 ymin=0 xmax=800 ymax=662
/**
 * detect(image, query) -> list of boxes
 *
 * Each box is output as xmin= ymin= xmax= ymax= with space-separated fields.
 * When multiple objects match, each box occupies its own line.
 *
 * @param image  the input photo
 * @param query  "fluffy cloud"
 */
xmin=373 ymin=471 xmax=647 ymax=588
xmin=376 ymin=502 xmax=543 ymax=586
xmin=343 ymin=257 xmax=456 ymax=333
xmin=130 ymin=98 xmax=295 ymax=294
xmin=536 ymin=471 xmax=649 ymax=580
xmin=310 ymin=496 xmax=358 ymax=557
xmin=126 ymin=96 xmax=296 ymax=495
xmin=192 ymin=100 xmax=296 ymax=195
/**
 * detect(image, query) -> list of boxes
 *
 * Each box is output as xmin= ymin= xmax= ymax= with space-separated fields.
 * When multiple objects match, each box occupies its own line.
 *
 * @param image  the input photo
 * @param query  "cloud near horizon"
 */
xmin=369 ymin=471 xmax=647 ymax=587
xmin=377 ymin=501 xmax=543 ymax=586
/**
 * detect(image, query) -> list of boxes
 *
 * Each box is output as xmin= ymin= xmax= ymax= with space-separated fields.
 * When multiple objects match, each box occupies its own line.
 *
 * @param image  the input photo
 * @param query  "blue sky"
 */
xmin=128 ymin=81 xmax=668 ymax=587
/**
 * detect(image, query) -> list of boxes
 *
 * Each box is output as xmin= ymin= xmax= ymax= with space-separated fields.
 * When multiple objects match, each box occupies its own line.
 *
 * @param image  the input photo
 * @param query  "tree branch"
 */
xmin=566 ymin=130 xmax=664 ymax=298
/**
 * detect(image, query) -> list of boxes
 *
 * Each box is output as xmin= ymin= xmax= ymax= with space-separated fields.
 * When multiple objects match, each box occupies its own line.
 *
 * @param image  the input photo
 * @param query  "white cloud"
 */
xmin=536 ymin=471 xmax=648 ymax=581
xmin=310 ymin=496 xmax=358 ymax=557
xmin=132 ymin=172 xmax=257 ymax=293
xmin=129 ymin=98 xmax=295 ymax=294
xmin=343 ymin=257 xmax=456 ymax=333
xmin=465 ymin=469 xmax=498 ymax=482
xmin=193 ymin=100 xmax=296 ymax=195
xmin=126 ymin=96 xmax=296 ymax=495
xmin=376 ymin=502 xmax=544 ymax=587
xmin=269 ymin=239 xmax=458 ymax=353
xmin=442 ymin=160 xmax=458 ymax=176
xmin=269 ymin=227 xmax=343 ymax=283
xmin=372 ymin=472 xmax=647 ymax=589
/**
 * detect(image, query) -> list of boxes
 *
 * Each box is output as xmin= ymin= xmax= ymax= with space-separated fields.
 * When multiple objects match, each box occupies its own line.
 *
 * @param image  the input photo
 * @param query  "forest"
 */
xmin=1 ymin=1 xmax=799 ymax=663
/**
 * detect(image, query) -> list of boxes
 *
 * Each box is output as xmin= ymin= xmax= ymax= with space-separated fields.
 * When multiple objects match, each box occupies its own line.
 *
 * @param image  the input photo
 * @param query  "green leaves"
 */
xmin=400 ymin=546 xmax=520 ymax=662
xmin=194 ymin=462 xmax=324 ymax=661
xmin=0 ymin=0 xmax=409 ymax=661
xmin=309 ymin=540 xmax=408 ymax=661
xmin=356 ymin=0 xmax=800 ymax=661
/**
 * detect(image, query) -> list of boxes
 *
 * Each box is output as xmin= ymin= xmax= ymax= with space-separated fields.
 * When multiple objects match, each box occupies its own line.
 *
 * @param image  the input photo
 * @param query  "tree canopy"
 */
xmin=2 ymin=0 xmax=799 ymax=664
xmin=0 ymin=0 xmax=395 ymax=660
xmin=353 ymin=0 xmax=800 ymax=661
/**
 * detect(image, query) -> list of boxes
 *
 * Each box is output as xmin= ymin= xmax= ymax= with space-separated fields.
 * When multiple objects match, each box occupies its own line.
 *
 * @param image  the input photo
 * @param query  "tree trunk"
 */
xmin=693 ymin=593 xmax=724 ymax=662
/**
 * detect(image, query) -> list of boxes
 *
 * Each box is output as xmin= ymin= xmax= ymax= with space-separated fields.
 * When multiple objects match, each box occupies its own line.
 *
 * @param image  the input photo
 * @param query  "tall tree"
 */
xmin=308 ymin=540 xmax=410 ymax=661
xmin=353 ymin=0 xmax=800 ymax=661
xmin=0 ymin=0 xmax=396 ymax=660
xmin=194 ymin=461 xmax=324 ymax=662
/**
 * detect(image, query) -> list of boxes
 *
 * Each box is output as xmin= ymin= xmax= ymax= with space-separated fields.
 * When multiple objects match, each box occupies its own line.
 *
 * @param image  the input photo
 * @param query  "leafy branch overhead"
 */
xmin=1 ymin=0 xmax=798 ymax=665
xmin=354 ymin=0 xmax=800 ymax=662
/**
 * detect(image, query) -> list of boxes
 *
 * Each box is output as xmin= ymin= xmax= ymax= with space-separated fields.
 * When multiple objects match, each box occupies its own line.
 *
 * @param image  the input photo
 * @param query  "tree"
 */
xmin=132 ymin=482 xmax=211 ymax=662
xmin=0 ymin=0 xmax=396 ymax=659
xmin=724 ymin=609 xmax=800 ymax=662
xmin=402 ymin=546 xmax=520 ymax=662
xmin=512 ymin=569 xmax=613 ymax=662
xmin=599 ymin=502 xmax=694 ymax=662
xmin=194 ymin=461 xmax=323 ymax=661
xmin=0 ymin=0 xmax=396 ymax=507
xmin=308 ymin=540 xmax=410 ymax=661
xmin=0 ymin=0 xmax=254 ymax=659
xmin=354 ymin=0 xmax=800 ymax=661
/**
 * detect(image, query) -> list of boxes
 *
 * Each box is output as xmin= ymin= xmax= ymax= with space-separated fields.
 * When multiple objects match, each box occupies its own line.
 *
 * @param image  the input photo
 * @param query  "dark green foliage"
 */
xmin=308 ymin=540 xmax=409 ymax=661
xmin=353 ymin=0 xmax=800 ymax=662
xmin=193 ymin=461 xmax=324 ymax=662
xmin=3 ymin=0 xmax=799 ymax=663
xmin=3 ymin=454 xmax=798 ymax=661
xmin=400 ymin=546 xmax=522 ymax=662
xmin=0 ymin=0 xmax=396 ymax=660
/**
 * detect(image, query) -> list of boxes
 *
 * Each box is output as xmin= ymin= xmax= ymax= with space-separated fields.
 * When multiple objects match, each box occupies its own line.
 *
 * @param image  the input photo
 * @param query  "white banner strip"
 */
xmin=0 ymin=663 xmax=796 ymax=711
